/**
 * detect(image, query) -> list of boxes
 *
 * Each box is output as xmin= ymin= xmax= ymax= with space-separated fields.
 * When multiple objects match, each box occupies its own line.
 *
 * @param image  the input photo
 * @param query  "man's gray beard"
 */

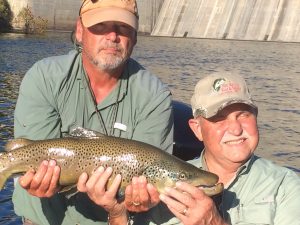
xmin=94 ymin=54 xmax=127 ymax=72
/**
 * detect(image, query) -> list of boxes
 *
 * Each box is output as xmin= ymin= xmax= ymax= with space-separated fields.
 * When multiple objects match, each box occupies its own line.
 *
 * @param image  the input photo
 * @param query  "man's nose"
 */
xmin=227 ymin=119 xmax=243 ymax=136
xmin=105 ymin=30 xmax=118 ymax=42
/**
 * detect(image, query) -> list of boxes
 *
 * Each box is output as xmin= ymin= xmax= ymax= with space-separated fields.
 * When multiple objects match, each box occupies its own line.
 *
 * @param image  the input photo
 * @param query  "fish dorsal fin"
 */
xmin=69 ymin=127 xmax=105 ymax=138
xmin=5 ymin=138 xmax=34 ymax=151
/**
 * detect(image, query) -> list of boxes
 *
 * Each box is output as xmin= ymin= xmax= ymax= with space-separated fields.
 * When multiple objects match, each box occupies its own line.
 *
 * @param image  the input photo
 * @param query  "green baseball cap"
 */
xmin=191 ymin=72 xmax=257 ymax=118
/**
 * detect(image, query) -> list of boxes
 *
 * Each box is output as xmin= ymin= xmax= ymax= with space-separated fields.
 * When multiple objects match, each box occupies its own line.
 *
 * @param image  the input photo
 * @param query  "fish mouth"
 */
xmin=197 ymin=183 xmax=224 ymax=196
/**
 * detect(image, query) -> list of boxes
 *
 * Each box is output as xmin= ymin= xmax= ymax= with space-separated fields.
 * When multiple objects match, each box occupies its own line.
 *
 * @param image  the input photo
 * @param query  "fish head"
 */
xmin=143 ymin=156 xmax=223 ymax=196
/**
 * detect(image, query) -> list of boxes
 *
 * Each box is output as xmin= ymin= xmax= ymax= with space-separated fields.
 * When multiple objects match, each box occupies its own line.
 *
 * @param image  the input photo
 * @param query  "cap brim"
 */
xmin=205 ymin=99 xmax=258 ymax=118
xmin=81 ymin=7 xmax=138 ymax=30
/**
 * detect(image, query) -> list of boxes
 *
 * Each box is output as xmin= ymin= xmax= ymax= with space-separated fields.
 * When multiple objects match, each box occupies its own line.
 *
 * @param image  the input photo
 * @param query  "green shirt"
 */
xmin=134 ymin=151 xmax=300 ymax=225
xmin=13 ymin=50 xmax=174 ymax=225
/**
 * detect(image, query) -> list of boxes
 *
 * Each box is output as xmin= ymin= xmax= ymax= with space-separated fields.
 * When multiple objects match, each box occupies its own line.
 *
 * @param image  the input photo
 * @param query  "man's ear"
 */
xmin=188 ymin=118 xmax=203 ymax=141
xmin=75 ymin=18 xmax=83 ymax=43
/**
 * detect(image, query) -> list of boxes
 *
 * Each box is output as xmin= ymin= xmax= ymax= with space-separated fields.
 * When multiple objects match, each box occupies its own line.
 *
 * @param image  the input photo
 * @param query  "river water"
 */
xmin=0 ymin=32 xmax=299 ymax=224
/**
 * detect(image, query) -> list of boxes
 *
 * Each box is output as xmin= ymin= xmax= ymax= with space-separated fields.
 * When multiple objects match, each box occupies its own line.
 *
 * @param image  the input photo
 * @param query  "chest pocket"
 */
xmin=231 ymin=197 xmax=275 ymax=225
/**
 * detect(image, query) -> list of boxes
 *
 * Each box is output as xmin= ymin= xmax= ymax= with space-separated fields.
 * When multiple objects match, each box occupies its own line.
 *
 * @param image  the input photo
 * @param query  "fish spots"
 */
xmin=2 ymin=134 xmax=219 ymax=195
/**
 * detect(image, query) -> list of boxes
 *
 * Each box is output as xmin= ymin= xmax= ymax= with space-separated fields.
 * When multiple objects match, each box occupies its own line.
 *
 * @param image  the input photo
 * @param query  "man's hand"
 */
xmin=77 ymin=167 xmax=126 ymax=217
xmin=19 ymin=160 xmax=61 ymax=198
xmin=124 ymin=176 xmax=160 ymax=212
xmin=159 ymin=182 xmax=227 ymax=225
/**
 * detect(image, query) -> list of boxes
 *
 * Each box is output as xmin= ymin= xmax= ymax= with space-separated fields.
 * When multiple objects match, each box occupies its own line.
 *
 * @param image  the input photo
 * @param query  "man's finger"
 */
xmin=30 ymin=160 xmax=49 ymax=189
xmin=77 ymin=172 xmax=89 ymax=192
xmin=137 ymin=176 xmax=149 ymax=204
xmin=106 ymin=174 xmax=122 ymax=197
xmin=47 ymin=165 xmax=61 ymax=194
xmin=176 ymin=181 xmax=206 ymax=200
xmin=19 ymin=169 xmax=36 ymax=189
xmin=39 ymin=160 xmax=56 ymax=192
xmin=147 ymin=183 xmax=160 ymax=206
xmin=85 ymin=166 xmax=105 ymax=190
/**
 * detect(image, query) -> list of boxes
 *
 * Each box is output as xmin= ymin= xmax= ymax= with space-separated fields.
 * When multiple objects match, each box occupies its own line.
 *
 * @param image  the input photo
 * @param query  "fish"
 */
xmin=0 ymin=127 xmax=223 ymax=196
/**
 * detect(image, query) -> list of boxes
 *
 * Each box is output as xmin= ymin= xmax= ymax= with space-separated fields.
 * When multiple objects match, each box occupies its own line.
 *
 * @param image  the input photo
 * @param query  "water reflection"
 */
xmin=0 ymin=32 xmax=299 ymax=224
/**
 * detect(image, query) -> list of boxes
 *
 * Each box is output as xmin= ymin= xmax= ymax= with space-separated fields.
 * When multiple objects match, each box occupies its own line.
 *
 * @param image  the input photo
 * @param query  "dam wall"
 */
xmin=7 ymin=0 xmax=80 ymax=30
xmin=6 ymin=0 xmax=300 ymax=42
xmin=7 ymin=0 xmax=163 ymax=33
xmin=152 ymin=0 xmax=300 ymax=42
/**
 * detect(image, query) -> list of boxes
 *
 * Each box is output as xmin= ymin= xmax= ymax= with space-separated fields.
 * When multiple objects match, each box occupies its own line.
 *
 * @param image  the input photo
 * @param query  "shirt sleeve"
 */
xmin=274 ymin=170 xmax=300 ymax=224
xmin=131 ymin=88 xmax=174 ymax=154
xmin=14 ymin=62 xmax=61 ymax=140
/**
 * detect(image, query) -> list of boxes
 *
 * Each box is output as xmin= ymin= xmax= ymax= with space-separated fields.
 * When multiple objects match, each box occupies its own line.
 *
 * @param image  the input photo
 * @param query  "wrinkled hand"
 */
xmin=124 ymin=176 xmax=160 ymax=212
xmin=19 ymin=160 xmax=61 ymax=198
xmin=77 ymin=167 xmax=125 ymax=216
xmin=159 ymin=182 xmax=227 ymax=225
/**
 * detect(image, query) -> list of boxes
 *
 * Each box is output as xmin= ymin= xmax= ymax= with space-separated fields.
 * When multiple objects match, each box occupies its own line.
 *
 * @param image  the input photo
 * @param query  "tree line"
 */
xmin=0 ymin=0 xmax=47 ymax=34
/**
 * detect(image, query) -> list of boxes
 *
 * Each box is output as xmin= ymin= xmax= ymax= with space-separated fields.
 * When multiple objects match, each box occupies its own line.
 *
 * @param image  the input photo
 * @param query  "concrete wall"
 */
xmin=7 ymin=0 xmax=300 ymax=42
xmin=7 ymin=0 xmax=163 ymax=32
xmin=137 ymin=0 xmax=164 ymax=33
xmin=8 ymin=0 xmax=80 ymax=30
xmin=152 ymin=0 xmax=300 ymax=42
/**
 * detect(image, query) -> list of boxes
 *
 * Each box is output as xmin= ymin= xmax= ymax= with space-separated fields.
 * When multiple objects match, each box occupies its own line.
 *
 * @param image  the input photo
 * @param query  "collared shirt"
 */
xmin=134 ymin=151 xmax=300 ymax=225
xmin=13 ymin=50 xmax=174 ymax=225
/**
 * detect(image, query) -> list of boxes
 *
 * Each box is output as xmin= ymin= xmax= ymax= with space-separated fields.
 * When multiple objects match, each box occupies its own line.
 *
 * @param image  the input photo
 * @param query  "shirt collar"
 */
xmin=195 ymin=150 xmax=254 ymax=187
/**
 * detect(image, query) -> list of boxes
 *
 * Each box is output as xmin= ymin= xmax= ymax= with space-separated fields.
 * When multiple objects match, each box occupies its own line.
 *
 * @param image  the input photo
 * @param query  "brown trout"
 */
xmin=0 ymin=128 xmax=223 ymax=196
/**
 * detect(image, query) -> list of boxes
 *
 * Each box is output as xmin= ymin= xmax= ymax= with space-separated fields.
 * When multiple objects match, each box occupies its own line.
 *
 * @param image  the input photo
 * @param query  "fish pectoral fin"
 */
xmin=69 ymin=127 xmax=105 ymax=138
xmin=116 ymin=186 xmax=126 ymax=201
xmin=59 ymin=184 xmax=78 ymax=197
xmin=5 ymin=138 xmax=34 ymax=151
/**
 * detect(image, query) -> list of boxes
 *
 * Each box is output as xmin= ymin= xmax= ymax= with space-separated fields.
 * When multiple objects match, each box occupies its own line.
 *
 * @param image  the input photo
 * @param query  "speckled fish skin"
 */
xmin=0 ymin=136 xmax=223 ymax=196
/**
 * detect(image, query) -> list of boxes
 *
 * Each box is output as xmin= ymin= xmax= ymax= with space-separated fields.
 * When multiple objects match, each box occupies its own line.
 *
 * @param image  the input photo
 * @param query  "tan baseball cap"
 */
xmin=191 ymin=72 xmax=257 ymax=118
xmin=79 ymin=0 xmax=139 ymax=30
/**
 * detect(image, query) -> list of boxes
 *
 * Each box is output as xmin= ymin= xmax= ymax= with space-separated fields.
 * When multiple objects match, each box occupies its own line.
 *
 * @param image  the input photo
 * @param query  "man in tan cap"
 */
xmin=126 ymin=71 xmax=299 ymax=224
xmin=12 ymin=0 xmax=173 ymax=224
xmin=80 ymin=0 xmax=139 ymax=30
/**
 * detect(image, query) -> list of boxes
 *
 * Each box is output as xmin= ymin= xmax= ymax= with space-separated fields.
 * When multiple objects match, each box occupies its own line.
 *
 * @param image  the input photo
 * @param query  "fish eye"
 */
xmin=179 ymin=172 xmax=187 ymax=180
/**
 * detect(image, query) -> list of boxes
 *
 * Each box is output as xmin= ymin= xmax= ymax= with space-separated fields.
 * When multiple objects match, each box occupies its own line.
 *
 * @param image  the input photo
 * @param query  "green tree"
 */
xmin=17 ymin=5 xmax=34 ymax=33
xmin=0 ymin=0 xmax=13 ymax=32
xmin=16 ymin=5 xmax=48 ymax=34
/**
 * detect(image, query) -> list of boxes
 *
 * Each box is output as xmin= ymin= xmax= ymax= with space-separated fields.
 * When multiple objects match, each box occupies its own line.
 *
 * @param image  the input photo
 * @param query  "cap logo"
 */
xmin=213 ymin=78 xmax=241 ymax=94
xmin=213 ymin=78 xmax=225 ymax=91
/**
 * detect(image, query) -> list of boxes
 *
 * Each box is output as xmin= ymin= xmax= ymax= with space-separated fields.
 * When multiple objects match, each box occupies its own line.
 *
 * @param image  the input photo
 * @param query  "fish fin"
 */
xmin=0 ymin=171 xmax=11 ymax=190
xmin=58 ymin=185 xmax=78 ymax=197
xmin=116 ymin=186 xmax=126 ymax=201
xmin=5 ymin=138 xmax=34 ymax=152
xmin=69 ymin=127 xmax=105 ymax=138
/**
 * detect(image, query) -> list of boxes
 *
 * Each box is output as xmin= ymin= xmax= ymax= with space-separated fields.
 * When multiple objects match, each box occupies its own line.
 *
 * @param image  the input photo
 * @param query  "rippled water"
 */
xmin=0 ymin=32 xmax=299 ymax=224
